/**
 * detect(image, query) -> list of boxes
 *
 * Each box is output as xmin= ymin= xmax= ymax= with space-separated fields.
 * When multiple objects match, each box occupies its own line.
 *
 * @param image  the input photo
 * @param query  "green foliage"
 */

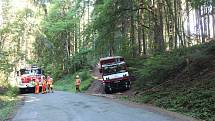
xmin=0 ymin=0 xmax=34 ymax=84
xmin=33 ymin=0 xmax=97 ymax=79
xmin=0 ymin=86 xmax=18 ymax=121
xmin=124 ymin=41 xmax=215 ymax=121
xmin=54 ymin=70 xmax=93 ymax=92
xmin=189 ymin=0 xmax=213 ymax=8
xmin=129 ymin=40 xmax=215 ymax=90
xmin=5 ymin=86 xmax=19 ymax=97
xmin=0 ymin=96 xmax=17 ymax=121
xmin=91 ymin=0 xmax=134 ymax=56
xmin=0 ymin=51 xmax=13 ymax=74
xmin=150 ymin=81 xmax=215 ymax=121
xmin=131 ymin=53 xmax=185 ymax=90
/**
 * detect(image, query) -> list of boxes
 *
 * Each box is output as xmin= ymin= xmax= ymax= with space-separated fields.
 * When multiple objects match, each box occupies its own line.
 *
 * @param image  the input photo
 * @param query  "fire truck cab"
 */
xmin=16 ymin=65 xmax=44 ymax=92
xmin=99 ymin=56 xmax=131 ymax=93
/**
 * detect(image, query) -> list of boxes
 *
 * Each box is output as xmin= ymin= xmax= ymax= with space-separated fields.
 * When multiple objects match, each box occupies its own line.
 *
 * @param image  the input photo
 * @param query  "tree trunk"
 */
xmin=207 ymin=7 xmax=210 ymax=39
xmin=137 ymin=6 xmax=142 ymax=56
xmin=157 ymin=0 xmax=164 ymax=51
xmin=195 ymin=9 xmax=200 ymax=44
xmin=120 ymin=0 xmax=129 ymax=56
xmin=108 ymin=30 xmax=115 ymax=56
xmin=178 ymin=8 xmax=183 ymax=47
xmin=203 ymin=7 xmax=207 ymax=42
xmin=174 ymin=0 xmax=178 ymax=48
xmin=140 ymin=0 xmax=146 ymax=55
xmin=186 ymin=0 xmax=191 ymax=46
xmin=154 ymin=0 xmax=164 ymax=52
xmin=199 ymin=8 xmax=205 ymax=43
xmin=130 ymin=0 xmax=136 ymax=56
xmin=212 ymin=1 xmax=215 ymax=38
xmin=166 ymin=0 xmax=173 ymax=50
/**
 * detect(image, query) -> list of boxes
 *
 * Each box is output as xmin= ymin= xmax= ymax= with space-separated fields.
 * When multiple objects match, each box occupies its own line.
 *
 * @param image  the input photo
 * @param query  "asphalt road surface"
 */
xmin=12 ymin=91 xmax=195 ymax=121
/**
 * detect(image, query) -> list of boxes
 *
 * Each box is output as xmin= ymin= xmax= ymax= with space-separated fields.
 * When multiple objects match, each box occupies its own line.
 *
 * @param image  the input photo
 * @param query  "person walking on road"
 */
xmin=47 ymin=76 xmax=54 ymax=93
xmin=75 ymin=75 xmax=81 ymax=92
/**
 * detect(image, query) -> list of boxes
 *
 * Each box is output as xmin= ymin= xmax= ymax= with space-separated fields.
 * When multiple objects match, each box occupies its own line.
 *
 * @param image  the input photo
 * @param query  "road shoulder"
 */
xmin=88 ymin=93 xmax=199 ymax=121
xmin=7 ymin=95 xmax=25 ymax=121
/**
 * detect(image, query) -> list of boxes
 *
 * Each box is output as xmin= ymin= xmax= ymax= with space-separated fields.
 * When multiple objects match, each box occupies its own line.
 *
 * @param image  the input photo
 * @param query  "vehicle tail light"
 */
xmin=123 ymin=77 xmax=128 ymax=80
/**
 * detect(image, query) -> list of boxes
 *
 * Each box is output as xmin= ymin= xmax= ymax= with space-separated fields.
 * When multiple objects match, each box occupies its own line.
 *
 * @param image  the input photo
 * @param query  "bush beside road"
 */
xmin=0 ymin=86 xmax=18 ymax=121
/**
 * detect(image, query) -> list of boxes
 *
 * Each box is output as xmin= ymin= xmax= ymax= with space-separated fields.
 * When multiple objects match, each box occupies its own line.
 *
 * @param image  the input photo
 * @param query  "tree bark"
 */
xmin=137 ymin=8 xmax=142 ymax=56
xmin=165 ymin=0 xmax=173 ymax=49
xmin=130 ymin=0 xmax=136 ymax=56
xmin=212 ymin=1 xmax=215 ymax=38
xmin=141 ymin=0 xmax=146 ymax=55
xmin=186 ymin=0 xmax=191 ymax=46
xmin=207 ymin=7 xmax=210 ymax=39
xmin=157 ymin=0 xmax=164 ymax=51
xmin=174 ymin=0 xmax=178 ymax=48
xmin=195 ymin=9 xmax=200 ymax=44
xmin=199 ymin=8 xmax=205 ymax=43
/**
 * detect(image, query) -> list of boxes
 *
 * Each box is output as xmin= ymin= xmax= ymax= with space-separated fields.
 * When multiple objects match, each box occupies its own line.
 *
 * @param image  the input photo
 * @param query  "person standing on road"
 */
xmin=42 ymin=77 xmax=47 ymax=94
xmin=35 ymin=78 xmax=40 ymax=94
xmin=47 ymin=76 xmax=54 ymax=93
xmin=75 ymin=75 xmax=81 ymax=92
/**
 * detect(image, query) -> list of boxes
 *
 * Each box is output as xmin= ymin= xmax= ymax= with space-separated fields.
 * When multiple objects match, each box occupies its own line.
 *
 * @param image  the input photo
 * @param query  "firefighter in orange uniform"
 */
xmin=75 ymin=75 xmax=81 ymax=92
xmin=42 ymin=77 xmax=47 ymax=94
xmin=47 ymin=76 xmax=54 ymax=93
xmin=35 ymin=79 xmax=40 ymax=94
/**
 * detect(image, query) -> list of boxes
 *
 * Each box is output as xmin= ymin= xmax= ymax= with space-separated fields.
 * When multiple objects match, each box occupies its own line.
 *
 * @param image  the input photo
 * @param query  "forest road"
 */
xmin=12 ymin=91 xmax=195 ymax=121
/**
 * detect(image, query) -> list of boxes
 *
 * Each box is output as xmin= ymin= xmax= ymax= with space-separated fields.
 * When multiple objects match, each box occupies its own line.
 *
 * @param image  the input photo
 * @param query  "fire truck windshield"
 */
xmin=103 ymin=63 xmax=126 ymax=76
xmin=19 ymin=69 xmax=42 ymax=75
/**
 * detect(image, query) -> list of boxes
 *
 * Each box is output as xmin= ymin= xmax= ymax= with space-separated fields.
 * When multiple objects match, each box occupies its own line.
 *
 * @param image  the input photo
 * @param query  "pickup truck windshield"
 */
xmin=103 ymin=63 xmax=126 ymax=76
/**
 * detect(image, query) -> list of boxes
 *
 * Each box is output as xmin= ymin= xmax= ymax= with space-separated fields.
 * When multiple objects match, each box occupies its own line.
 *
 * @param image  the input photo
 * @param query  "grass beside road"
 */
xmin=0 ymin=86 xmax=19 ymax=121
xmin=54 ymin=70 xmax=93 ymax=92
xmin=119 ymin=79 xmax=215 ymax=121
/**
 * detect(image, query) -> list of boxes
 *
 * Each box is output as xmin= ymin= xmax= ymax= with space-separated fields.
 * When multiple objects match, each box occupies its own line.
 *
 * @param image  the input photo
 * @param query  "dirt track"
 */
xmin=85 ymin=66 xmax=104 ymax=94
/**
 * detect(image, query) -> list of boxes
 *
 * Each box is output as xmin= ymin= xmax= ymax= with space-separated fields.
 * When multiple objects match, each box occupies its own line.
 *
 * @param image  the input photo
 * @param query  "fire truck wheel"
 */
xmin=19 ymin=88 xmax=25 ymax=94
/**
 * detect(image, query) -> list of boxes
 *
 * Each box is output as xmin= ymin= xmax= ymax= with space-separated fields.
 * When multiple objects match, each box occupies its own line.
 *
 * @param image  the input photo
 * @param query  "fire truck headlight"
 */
xmin=30 ymin=81 xmax=35 ymax=85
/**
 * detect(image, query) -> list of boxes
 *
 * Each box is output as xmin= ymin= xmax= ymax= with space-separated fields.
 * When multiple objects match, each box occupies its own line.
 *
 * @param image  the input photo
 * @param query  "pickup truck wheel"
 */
xmin=105 ymin=87 xmax=112 ymax=94
xmin=127 ymin=83 xmax=131 ymax=89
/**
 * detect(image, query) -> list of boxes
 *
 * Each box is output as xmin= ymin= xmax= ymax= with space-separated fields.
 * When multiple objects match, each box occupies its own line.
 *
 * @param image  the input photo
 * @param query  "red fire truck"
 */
xmin=16 ymin=65 xmax=44 ymax=92
xmin=99 ymin=56 xmax=131 ymax=93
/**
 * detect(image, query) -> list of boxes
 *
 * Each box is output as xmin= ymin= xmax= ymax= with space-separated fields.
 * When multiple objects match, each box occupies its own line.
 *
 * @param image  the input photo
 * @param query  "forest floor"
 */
xmin=85 ymin=65 xmax=104 ymax=94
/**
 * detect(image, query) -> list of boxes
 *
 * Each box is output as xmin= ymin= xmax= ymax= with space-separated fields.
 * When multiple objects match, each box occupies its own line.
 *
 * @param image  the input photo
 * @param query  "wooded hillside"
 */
xmin=0 ymin=0 xmax=214 ymax=79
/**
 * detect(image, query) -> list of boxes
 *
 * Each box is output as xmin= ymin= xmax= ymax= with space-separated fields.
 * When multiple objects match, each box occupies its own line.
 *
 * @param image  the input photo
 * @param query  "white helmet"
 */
xmin=76 ymin=75 xmax=79 ymax=78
